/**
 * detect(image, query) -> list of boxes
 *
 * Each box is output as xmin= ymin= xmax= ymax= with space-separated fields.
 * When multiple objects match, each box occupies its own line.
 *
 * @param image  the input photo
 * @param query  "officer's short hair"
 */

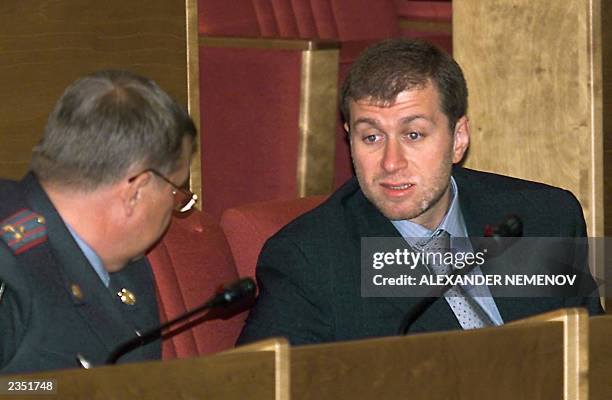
xmin=30 ymin=70 xmax=196 ymax=189
xmin=341 ymin=38 xmax=468 ymax=132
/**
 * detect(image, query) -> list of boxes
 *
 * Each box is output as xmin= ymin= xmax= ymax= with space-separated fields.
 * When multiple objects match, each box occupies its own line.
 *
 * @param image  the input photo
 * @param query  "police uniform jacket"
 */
xmin=0 ymin=173 xmax=160 ymax=373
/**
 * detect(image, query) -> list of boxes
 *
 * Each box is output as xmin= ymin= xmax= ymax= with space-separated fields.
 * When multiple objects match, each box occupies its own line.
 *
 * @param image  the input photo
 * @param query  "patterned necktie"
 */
xmin=421 ymin=229 xmax=492 ymax=329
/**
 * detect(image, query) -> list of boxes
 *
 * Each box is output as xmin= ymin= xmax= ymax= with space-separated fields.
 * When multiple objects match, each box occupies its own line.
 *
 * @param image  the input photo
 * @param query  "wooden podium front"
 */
xmin=290 ymin=309 xmax=582 ymax=400
xmin=590 ymin=315 xmax=612 ymax=400
xmin=5 ymin=309 xmax=610 ymax=399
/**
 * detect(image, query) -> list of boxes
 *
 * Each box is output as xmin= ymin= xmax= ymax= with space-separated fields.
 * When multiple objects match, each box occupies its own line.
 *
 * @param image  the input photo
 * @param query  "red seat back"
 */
xmin=199 ymin=0 xmax=399 ymax=40
xmin=220 ymin=196 xmax=326 ymax=278
xmin=147 ymin=210 xmax=247 ymax=359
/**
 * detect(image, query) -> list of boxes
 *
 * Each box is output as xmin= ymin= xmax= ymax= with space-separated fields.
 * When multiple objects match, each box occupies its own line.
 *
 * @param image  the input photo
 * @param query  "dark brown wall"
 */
xmin=0 ymin=0 xmax=189 ymax=180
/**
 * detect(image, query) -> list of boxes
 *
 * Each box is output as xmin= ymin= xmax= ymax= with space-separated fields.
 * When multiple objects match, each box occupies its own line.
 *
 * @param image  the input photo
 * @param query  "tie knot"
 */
xmin=422 ymin=229 xmax=450 ymax=253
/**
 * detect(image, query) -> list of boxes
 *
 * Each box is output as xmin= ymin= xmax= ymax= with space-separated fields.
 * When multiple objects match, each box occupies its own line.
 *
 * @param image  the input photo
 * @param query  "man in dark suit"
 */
xmin=0 ymin=70 xmax=198 ymax=373
xmin=238 ymin=39 xmax=603 ymax=345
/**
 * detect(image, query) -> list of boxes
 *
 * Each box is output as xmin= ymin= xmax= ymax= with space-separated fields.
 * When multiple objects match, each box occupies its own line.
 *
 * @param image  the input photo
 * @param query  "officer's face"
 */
xmin=347 ymin=83 xmax=469 ymax=230
xmin=136 ymin=137 xmax=193 ymax=256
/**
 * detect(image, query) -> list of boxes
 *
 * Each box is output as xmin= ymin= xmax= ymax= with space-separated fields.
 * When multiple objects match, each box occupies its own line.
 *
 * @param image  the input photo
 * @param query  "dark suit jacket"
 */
xmin=0 ymin=174 xmax=160 ymax=373
xmin=238 ymin=167 xmax=603 ymax=345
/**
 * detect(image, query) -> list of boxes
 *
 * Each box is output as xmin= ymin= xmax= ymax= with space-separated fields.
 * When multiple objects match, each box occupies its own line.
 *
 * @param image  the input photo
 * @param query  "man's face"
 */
xmin=131 ymin=136 xmax=193 ymax=258
xmin=347 ymin=83 xmax=469 ymax=230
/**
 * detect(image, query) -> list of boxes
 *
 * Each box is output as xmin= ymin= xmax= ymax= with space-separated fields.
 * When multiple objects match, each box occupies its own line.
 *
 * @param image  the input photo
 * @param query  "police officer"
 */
xmin=0 ymin=70 xmax=197 ymax=373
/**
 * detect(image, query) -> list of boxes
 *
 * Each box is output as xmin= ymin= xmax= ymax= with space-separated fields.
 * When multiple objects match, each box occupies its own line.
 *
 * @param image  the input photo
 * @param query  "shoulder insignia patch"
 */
xmin=1 ymin=209 xmax=47 ymax=255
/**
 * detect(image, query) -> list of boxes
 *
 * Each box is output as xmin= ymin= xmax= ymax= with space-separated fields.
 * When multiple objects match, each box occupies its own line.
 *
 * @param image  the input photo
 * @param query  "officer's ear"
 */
xmin=121 ymin=171 xmax=151 ymax=217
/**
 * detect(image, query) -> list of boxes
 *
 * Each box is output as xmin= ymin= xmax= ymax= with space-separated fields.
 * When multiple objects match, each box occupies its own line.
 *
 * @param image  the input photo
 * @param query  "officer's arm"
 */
xmin=0 ymin=246 xmax=30 ymax=370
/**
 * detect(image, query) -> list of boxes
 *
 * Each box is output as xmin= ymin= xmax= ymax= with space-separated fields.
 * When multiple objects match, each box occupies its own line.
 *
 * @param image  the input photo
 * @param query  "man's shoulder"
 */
xmin=455 ymin=167 xmax=579 ymax=204
xmin=0 ymin=176 xmax=35 ymax=218
xmin=454 ymin=167 xmax=585 ymax=235
xmin=0 ymin=178 xmax=21 ymax=199
xmin=272 ymin=177 xmax=362 ymax=241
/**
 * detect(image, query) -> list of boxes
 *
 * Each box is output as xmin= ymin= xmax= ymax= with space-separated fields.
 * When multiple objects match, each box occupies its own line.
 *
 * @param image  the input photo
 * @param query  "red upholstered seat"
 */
xmin=220 ymin=196 xmax=326 ymax=279
xmin=199 ymin=0 xmax=399 ymax=40
xmin=198 ymin=1 xmax=399 ymax=219
xmin=199 ymin=46 xmax=304 ymax=219
xmin=147 ymin=210 xmax=248 ymax=359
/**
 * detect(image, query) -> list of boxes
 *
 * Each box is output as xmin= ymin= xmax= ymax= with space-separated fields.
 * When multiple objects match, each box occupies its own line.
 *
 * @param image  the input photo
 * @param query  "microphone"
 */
xmin=104 ymin=277 xmax=256 ymax=365
xmin=483 ymin=214 xmax=523 ymax=256
xmin=397 ymin=215 xmax=523 ymax=335
xmin=484 ymin=215 xmax=523 ymax=238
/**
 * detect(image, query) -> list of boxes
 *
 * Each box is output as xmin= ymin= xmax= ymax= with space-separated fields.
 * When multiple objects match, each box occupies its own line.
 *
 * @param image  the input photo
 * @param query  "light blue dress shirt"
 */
xmin=391 ymin=177 xmax=504 ymax=326
xmin=65 ymin=223 xmax=110 ymax=287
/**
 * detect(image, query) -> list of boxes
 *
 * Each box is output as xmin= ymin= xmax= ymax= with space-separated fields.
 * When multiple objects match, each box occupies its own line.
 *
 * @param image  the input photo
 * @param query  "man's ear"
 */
xmin=120 ymin=172 xmax=151 ymax=217
xmin=344 ymin=122 xmax=354 ymax=148
xmin=452 ymin=116 xmax=470 ymax=164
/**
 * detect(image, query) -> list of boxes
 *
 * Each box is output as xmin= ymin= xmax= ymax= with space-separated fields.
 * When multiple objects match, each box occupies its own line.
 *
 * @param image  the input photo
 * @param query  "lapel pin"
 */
xmin=117 ymin=288 xmax=136 ymax=305
xmin=71 ymin=284 xmax=83 ymax=300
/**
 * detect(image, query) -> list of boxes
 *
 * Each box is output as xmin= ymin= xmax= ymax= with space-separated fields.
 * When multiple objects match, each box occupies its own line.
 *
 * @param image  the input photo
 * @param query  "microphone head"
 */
xmin=500 ymin=215 xmax=523 ymax=237
xmin=215 ymin=277 xmax=256 ymax=306
xmin=480 ymin=215 xmax=524 ymax=259
xmin=485 ymin=215 xmax=523 ymax=238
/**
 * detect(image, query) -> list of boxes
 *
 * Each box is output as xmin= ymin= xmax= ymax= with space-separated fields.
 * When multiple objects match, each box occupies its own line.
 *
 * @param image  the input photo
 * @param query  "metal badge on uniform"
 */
xmin=1 ymin=209 xmax=47 ymax=255
xmin=71 ymin=284 xmax=84 ymax=300
xmin=117 ymin=288 xmax=136 ymax=305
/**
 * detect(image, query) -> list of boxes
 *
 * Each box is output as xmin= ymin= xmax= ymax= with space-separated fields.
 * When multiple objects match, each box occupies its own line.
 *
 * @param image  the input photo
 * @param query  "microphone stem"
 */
xmin=104 ymin=277 xmax=255 ymax=365
xmin=106 ymin=298 xmax=215 ymax=364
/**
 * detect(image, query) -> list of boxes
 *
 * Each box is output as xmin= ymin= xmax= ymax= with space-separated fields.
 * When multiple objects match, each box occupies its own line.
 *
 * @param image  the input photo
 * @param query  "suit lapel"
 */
xmin=453 ymin=167 xmax=495 ymax=238
xmin=20 ymin=174 xmax=141 ymax=359
xmin=453 ymin=167 xmax=529 ymax=323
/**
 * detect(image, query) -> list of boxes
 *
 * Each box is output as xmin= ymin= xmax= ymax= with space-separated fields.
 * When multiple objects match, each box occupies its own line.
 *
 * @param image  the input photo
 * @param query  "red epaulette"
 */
xmin=0 ymin=209 xmax=48 ymax=255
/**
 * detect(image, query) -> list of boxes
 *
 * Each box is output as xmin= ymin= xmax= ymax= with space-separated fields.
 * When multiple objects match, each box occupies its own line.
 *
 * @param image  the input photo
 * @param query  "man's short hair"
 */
xmin=340 ymin=38 xmax=468 ymax=131
xmin=30 ymin=70 xmax=196 ymax=189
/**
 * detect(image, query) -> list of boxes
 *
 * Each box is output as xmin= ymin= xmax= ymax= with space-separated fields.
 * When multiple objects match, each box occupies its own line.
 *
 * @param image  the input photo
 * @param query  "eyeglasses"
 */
xmin=128 ymin=169 xmax=198 ymax=213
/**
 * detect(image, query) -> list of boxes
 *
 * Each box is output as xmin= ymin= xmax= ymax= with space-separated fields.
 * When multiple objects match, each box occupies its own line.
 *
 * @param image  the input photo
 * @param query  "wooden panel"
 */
xmin=291 ymin=323 xmax=565 ymax=400
xmin=602 ymin=0 xmax=612 ymax=311
xmin=3 ymin=351 xmax=276 ymax=399
xmin=296 ymin=48 xmax=339 ymax=197
xmin=453 ymin=0 xmax=603 ymax=239
xmin=603 ymin=0 xmax=612 ymax=232
xmin=508 ymin=308 xmax=589 ymax=400
xmin=226 ymin=338 xmax=290 ymax=400
xmin=186 ymin=0 xmax=202 ymax=208
xmin=0 ymin=0 xmax=193 ymax=180
xmin=589 ymin=316 xmax=612 ymax=400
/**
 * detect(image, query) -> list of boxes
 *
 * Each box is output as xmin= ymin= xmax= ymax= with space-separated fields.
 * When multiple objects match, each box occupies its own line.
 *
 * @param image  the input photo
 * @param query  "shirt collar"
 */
xmin=65 ymin=223 xmax=110 ymax=287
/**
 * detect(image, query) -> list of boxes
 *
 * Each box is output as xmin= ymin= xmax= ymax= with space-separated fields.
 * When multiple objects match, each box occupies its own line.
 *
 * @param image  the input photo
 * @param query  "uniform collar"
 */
xmin=65 ymin=223 xmax=110 ymax=287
